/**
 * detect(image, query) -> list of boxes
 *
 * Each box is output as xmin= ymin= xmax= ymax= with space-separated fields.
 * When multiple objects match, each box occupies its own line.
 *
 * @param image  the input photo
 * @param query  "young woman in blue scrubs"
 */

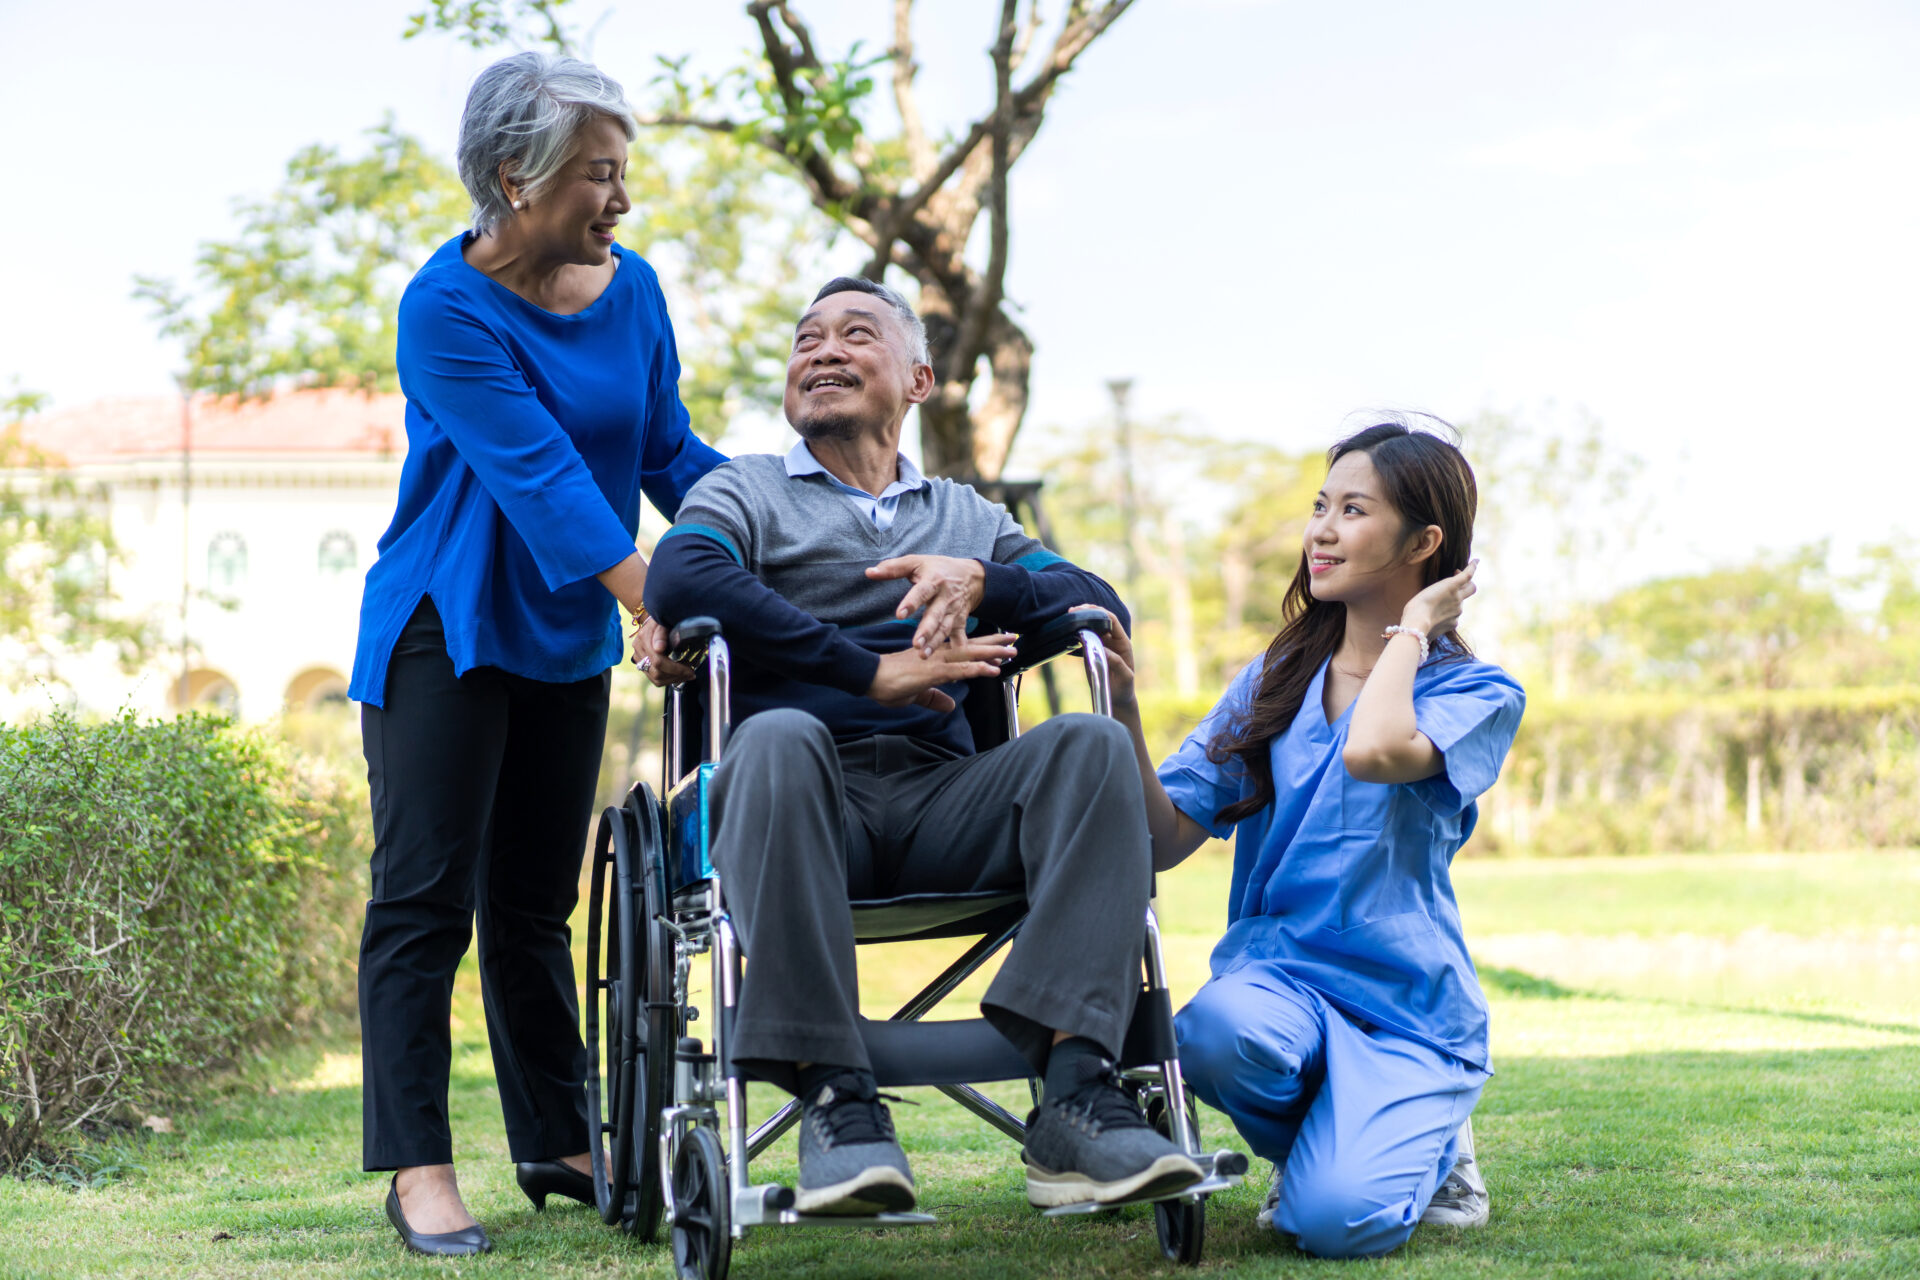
xmin=1092 ymin=421 xmax=1523 ymax=1259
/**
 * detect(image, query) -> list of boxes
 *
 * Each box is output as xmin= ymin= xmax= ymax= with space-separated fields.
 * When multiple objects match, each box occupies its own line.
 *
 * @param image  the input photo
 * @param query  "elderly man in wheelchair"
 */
xmin=613 ymin=276 xmax=1241 ymax=1274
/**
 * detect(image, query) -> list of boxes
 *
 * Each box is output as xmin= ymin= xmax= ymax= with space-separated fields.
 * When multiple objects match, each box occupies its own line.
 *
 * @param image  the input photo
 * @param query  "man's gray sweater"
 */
xmin=644 ymin=453 xmax=1127 ymax=753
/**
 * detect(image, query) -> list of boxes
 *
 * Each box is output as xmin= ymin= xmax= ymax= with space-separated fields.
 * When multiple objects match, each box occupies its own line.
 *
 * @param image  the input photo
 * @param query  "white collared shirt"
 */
xmin=784 ymin=440 xmax=926 ymax=532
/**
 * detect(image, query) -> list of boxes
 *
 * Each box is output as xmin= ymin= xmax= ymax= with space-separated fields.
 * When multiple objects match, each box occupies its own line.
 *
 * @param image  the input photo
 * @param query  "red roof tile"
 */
xmin=19 ymin=389 xmax=406 ymax=464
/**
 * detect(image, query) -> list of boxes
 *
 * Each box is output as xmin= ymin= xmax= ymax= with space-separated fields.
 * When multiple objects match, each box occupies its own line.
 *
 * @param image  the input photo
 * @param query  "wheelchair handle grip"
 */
xmin=1004 ymin=607 xmax=1114 ymax=676
xmin=666 ymin=616 xmax=721 ymax=665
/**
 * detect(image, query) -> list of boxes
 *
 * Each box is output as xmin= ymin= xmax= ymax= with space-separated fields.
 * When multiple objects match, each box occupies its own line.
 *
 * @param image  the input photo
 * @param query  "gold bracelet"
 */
xmin=629 ymin=603 xmax=650 ymax=627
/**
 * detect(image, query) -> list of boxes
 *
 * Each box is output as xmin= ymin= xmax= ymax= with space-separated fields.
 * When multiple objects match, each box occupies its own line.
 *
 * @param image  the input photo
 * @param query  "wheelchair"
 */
xmin=582 ymin=608 xmax=1246 ymax=1279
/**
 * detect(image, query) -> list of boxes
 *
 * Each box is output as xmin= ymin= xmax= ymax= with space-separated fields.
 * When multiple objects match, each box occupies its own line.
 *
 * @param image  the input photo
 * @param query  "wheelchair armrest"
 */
xmin=1003 ymin=608 xmax=1113 ymax=677
xmin=666 ymin=616 xmax=721 ymax=666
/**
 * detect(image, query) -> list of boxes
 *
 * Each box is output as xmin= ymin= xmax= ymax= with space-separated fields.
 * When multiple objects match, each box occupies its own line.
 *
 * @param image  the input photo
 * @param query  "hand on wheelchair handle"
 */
xmin=867 ymin=633 xmax=1017 ymax=711
xmin=1077 ymin=605 xmax=1138 ymax=707
xmin=632 ymin=616 xmax=697 ymax=687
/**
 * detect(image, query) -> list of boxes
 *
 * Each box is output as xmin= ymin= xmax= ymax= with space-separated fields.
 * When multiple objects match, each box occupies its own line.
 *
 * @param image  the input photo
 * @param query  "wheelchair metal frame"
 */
xmin=591 ymin=613 xmax=1243 ymax=1278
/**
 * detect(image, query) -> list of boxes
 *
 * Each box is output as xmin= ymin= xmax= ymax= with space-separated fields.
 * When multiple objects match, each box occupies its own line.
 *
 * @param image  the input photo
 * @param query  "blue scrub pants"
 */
xmin=1176 ymin=964 xmax=1486 ymax=1259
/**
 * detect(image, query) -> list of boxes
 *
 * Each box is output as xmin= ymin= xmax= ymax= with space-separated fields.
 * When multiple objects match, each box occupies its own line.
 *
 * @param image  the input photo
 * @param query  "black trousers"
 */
xmin=358 ymin=599 xmax=609 ymax=1171
xmin=709 ymin=707 xmax=1152 ymax=1092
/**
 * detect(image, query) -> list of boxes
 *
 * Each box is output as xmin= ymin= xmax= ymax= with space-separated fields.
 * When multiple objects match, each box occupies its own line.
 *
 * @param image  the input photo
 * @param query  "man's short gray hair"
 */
xmin=457 ymin=52 xmax=639 ymax=236
xmin=811 ymin=277 xmax=931 ymax=366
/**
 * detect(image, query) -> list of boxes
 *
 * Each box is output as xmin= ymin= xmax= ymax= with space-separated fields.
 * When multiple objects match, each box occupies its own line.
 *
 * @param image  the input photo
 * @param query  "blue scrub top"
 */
xmin=1159 ymin=653 xmax=1525 ymax=1069
xmin=350 ymin=234 xmax=726 ymax=705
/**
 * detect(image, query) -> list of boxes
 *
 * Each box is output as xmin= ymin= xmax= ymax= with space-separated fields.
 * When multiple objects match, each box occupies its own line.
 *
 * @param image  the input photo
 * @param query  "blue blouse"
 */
xmin=1159 ymin=654 xmax=1525 ymax=1069
xmin=350 ymin=235 xmax=725 ymax=705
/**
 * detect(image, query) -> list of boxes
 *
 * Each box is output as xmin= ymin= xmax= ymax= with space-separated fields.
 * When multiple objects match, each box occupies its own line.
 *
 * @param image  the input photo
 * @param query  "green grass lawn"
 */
xmin=3 ymin=851 xmax=1918 ymax=1279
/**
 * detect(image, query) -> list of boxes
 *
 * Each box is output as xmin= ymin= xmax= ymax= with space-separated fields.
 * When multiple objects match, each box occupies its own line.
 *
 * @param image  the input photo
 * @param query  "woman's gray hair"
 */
xmin=458 ymin=52 xmax=638 ymax=236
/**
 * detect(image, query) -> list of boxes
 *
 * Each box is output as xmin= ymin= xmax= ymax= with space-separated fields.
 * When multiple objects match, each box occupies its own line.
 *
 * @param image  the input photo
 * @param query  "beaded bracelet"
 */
xmin=1381 ymin=625 xmax=1430 ymax=665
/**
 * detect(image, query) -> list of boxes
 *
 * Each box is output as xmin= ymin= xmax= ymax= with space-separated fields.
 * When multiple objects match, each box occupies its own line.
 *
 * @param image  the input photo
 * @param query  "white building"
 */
xmin=5 ymin=389 xmax=407 ymax=722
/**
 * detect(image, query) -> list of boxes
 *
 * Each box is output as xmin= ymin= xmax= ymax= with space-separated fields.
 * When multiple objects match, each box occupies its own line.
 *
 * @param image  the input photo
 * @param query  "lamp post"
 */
xmin=1106 ymin=377 xmax=1139 ymax=604
xmin=176 ymin=381 xmax=191 ymax=712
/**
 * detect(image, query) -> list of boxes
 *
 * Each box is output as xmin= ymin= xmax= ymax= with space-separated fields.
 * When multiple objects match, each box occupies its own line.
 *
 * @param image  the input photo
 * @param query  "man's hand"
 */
xmin=866 ymin=633 xmax=1016 ymax=711
xmin=632 ymin=616 xmax=698 ymax=687
xmin=866 ymin=555 xmax=987 ymax=656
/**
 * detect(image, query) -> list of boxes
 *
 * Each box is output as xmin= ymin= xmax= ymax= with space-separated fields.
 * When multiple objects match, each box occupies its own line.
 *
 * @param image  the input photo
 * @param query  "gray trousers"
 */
xmin=708 ymin=708 xmax=1152 ymax=1089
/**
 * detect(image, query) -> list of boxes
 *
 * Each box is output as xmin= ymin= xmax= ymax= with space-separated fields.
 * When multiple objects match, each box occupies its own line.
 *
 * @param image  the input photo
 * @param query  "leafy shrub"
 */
xmin=0 ymin=710 xmax=365 ymax=1168
xmin=1474 ymin=686 xmax=1920 ymax=855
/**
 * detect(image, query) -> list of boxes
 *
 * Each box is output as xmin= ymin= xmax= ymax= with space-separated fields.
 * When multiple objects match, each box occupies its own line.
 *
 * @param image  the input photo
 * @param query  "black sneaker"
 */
xmin=1022 ymin=1058 xmax=1205 ymax=1207
xmin=793 ymin=1070 xmax=917 ymax=1215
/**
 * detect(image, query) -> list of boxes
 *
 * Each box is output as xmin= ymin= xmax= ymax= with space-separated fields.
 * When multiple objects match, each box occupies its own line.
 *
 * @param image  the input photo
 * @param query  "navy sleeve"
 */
xmin=975 ymin=503 xmax=1131 ymax=632
xmin=395 ymin=278 xmax=637 ymax=590
xmin=645 ymin=532 xmax=882 ymax=695
xmin=635 ymin=267 xmax=726 ymax=520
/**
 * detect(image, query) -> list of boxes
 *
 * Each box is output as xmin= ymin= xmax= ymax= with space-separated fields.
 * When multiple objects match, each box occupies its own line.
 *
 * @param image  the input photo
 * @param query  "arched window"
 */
xmin=207 ymin=532 xmax=247 ymax=592
xmin=317 ymin=530 xmax=357 ymax=576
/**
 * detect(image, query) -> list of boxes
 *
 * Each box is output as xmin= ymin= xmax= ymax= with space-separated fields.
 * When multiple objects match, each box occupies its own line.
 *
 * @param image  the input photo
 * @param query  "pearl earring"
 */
xmin=512 ymin=199 xmax=525 ymax=210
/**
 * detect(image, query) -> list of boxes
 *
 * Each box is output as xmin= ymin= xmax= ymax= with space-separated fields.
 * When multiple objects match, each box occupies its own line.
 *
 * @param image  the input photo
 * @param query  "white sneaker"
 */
xmin=1420 ymin=1117 xmax=1489 ymax=1229
xmin=1255 ymin=1165 xmax=1282 ymax=1230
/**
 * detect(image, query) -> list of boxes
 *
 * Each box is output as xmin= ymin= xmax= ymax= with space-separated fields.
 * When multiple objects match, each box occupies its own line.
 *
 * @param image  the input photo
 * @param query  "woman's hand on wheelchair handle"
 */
xmin=633 ymin=616 xmax=697 ymax=687
xmin=1077 ymin=605 xmax=1137 ymax=708
xmin=867 ymin=633 xmax=1016 ymax=712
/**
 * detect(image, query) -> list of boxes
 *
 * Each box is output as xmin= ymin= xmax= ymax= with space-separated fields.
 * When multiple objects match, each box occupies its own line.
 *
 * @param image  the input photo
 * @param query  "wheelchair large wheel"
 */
xmin=1146 ymin=1090 xmax=1207 ymax=1265
xmin=671 ymin=1125 xmax=731 ymax=1280
xmin=621 ymin=784 xmax=675 ymax=1242
xmin=584 ymin=785 xmax=673 ymax=1241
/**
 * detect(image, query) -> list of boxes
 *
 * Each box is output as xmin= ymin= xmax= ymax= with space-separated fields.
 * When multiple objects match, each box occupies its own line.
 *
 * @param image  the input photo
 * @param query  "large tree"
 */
xmin=415 ymin=0 xmax=1137 ymax=478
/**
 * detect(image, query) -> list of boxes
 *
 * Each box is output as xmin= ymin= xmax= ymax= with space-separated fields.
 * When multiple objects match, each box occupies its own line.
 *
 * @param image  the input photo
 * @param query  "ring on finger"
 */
xmin=639 ymin=656 xmax=653 ymax=673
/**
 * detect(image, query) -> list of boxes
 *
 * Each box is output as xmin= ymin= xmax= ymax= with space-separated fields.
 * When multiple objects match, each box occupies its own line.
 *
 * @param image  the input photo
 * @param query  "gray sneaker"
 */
xmin=793 ymin=1071 xmax=917 ymax=1215
xmin=1420 ymin=1118 xmax=1489 ymax=1229
xmin=1255 ymin=1165 xmax=1282 ymax=1230
xmin=1022 ymin=1059 xmax=1205 ymax=1207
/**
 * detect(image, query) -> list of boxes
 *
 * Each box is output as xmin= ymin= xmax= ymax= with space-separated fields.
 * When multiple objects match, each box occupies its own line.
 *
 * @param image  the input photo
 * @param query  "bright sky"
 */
xmin=4 ymin=0 xmax=1917 ymax=585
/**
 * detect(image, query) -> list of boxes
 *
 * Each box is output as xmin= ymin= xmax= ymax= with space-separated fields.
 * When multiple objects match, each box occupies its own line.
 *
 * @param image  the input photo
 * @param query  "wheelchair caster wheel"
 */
xmin=671 ymin=1127 xmax=731 ymax=1280
xmin=1154 ymin=1196 xmax=1205 ymax=1264
xmin=1144 ymin=1090 xmax=1207 ymax=1265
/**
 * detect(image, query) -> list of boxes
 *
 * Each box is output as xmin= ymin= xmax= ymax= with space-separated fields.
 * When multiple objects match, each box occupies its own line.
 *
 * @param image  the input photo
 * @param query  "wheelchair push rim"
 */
xmin=584 ymin=804 xmax=639 ymax=1226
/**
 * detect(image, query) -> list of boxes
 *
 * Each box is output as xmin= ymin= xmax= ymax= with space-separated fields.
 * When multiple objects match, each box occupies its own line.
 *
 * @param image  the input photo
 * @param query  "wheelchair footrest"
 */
xmin=1039 ymin=1173 xmax=1241 ymax=1218
xmin=732 ymin=1184 xmax=936 ymax=1229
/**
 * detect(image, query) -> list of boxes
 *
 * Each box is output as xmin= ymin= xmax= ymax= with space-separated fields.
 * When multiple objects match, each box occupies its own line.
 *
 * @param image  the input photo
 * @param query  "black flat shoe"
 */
xmin=385 ymin=1177 xmax=493 ymax=1256
xmin=515 ymin=1159 xmax=596 ymax=1211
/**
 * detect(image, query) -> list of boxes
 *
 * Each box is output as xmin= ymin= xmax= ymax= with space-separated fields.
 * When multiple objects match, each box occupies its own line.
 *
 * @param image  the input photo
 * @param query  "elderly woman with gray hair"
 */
xmin=347 ymin=51 xmax=724 ymax=1255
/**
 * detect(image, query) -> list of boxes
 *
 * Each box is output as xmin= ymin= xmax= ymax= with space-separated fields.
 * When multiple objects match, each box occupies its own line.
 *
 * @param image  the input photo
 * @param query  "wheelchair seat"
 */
xmin=848 ymin=890 xmax=1025 ymax=942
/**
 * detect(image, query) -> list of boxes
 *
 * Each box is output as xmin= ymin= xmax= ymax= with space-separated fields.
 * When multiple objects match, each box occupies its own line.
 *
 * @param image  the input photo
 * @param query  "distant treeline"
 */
xmin=1478 ymin=687 xmax=1920 ymax=856
xmin=1134 ymin=687 xmax=1920 ymax=856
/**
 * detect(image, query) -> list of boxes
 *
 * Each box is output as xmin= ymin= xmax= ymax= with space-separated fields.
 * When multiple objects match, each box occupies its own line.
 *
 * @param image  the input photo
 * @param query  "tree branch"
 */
xmin=892 ymin=0 xmax=935 ymax=181
xmin=1013 ymin=0 xmax=1133 ymax=119
xmin=746 ymin=1 xmax=861 ymax=205
xmin=946 ymin=0 xmax=1018 ymax=390
xmin=638 ymin=112 xmax=750 ymax=135
xmin=891 ymin=0 xmax=1133 ymax=242
xmin=1010 ymin=0 xmax=1045 ymax=76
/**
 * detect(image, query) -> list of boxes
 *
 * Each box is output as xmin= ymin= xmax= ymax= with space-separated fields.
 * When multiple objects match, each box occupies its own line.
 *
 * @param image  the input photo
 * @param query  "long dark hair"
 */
xmin=1208 ymin=419 xmax=1479 ymax=826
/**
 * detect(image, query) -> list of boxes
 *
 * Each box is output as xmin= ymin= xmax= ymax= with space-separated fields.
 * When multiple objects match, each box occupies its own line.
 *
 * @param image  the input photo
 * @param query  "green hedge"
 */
xmin=1479 ymin=686 xmax=1920 ymax=855
xmin=0 ymin=711 xmax=365 ymax=1167
xmin=1136 ymin=684 xmax=1920 ymax=856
